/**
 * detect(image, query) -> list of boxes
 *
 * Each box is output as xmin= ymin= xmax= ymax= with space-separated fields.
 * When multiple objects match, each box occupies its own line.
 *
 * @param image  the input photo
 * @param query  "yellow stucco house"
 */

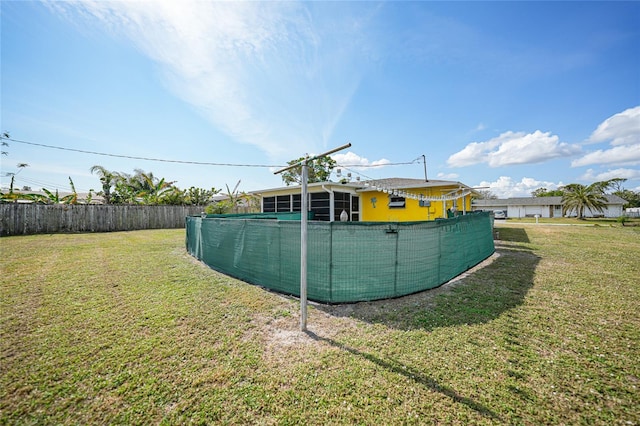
xmin=251 ymin=177 xmax=476 ymax=222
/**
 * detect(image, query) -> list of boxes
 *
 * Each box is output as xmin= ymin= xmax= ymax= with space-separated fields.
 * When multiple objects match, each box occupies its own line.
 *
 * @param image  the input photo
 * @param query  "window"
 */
xmin=265 ymin=192 xmax=360 ymax=221
xmin=310 ymin=192 xmax=330 ymax=221
xmin=292 ymin=194 xmax=301 ymax=212
xmin=351 ymin=196 xmax=359 ymax=212
xmin=263 ymin=196 xmax=276 ymax=212
xmin=334 ymin=191 xmax=351 ymax=221
xmin=276 ymin=195 xmax=291 ymax=212
xmin=351 ymin=196 xmax=360 ymax=221
xmin=388 ymin=196 xmax=406 ymax=208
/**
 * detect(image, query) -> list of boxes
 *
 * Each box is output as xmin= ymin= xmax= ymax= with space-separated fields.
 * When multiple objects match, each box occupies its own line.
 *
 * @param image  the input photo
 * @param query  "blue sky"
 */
xmin=2 ymin=1 xmax=639 ymax=198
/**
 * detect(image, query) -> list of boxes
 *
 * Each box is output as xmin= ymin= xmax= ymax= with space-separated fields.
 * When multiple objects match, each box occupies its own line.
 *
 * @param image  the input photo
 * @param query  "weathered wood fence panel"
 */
xmin=0 ymin=204 xmax=204 ymax=236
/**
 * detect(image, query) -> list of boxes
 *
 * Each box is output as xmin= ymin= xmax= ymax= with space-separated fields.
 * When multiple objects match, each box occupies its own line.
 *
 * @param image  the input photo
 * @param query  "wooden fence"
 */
xmin=0 ymin=204 xmax=205 ymax=236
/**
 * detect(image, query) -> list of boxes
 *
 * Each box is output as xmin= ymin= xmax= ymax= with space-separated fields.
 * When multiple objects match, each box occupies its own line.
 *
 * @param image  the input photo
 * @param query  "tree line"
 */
xmin=1 ymin=164 xmax=260 ymax=213
xmin=2 ymin=130 xmax=326 ymax=210
xmin=88 ymin=165 xmax=222 ymax=206
xmin=1 ymin=147 xmax=331 ymax=210
xmin=1 ymin=133 xmax=260 ymax=211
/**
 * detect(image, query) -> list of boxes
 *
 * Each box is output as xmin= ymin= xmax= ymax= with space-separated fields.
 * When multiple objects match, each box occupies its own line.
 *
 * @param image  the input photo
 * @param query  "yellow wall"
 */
xmin=359 ymin=187 xmax=472 ymax=222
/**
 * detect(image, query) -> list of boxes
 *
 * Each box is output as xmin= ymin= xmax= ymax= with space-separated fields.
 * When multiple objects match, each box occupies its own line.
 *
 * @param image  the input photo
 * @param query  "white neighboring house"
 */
xmin=472 ymin=195 xmax=627 ymax=219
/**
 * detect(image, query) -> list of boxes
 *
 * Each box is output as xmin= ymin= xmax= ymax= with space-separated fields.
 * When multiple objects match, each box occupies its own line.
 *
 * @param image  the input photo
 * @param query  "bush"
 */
xmin=617 ymin=215 xmax=629 ymax=224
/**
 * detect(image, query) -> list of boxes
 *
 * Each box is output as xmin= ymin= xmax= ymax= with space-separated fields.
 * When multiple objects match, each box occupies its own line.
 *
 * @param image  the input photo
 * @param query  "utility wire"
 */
xmin=335 ymin=156 xmax=424 ymax=182
xmin=3 ymin=136 xmax=418 ymax=168
xmin=344 ymin=160 xmax=418 ymax=167
xmin=5 ymin=137 xmax=283 ymax=167
xmin=3 ymin=175 xmax=90 ymax=194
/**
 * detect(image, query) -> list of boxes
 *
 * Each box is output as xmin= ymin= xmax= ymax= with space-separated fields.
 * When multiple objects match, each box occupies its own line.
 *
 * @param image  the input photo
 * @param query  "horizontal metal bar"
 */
xmin=273 ymin=142 xmax=351 ymax=175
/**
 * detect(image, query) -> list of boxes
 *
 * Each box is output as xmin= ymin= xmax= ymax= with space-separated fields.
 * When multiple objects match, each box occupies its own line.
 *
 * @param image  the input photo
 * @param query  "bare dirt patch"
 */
xmin=258 ymin=307 xmax=361 ymax=367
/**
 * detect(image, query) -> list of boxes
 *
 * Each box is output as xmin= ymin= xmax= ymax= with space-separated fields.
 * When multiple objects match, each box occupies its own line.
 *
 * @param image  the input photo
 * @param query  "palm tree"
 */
xmin=0 ymin=164 xmax=30 ymax=203
xmin=1 ymin=131 xmax=10 ymax=156
xmin=40 ymin=188 xmax=62 ymax=204
xmin=0 ymin=176 xmax=20 ymax=203
xmin=206 ymin=181 xmax=259 ymax=213
xmin=562 ymin=182 xmax=609 ymax=219
xmin=60 ymin=177 xmax=78 ymax=205
xmin=132 ymin=170 xmax=175 ymax=204
xmin=142 ymin=177 xmax=174 ymax=204
xmin=90 ymin=165 xmax=116 ymax=204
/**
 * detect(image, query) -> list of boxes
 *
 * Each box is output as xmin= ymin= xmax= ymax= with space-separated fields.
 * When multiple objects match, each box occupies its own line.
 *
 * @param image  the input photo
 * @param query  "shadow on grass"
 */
xmin=314 ymin=228 xmax=539 ymax=332
xmin=494 ymin=226 xmax=530 ymax=243
xmin=305 ymin=330 xmax=501 ymax=421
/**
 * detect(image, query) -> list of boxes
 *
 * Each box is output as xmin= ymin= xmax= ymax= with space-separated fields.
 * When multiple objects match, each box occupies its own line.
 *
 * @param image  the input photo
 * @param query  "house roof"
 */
xmin=250 ymin=177 xmax=474 ymax=196
xmin=249 ymin=181 xmax=362 ymax=195
xmin=472 ymin=195 xmax=627 ymax=207
xmin=356 ymin=177 xmax=472 ymax=192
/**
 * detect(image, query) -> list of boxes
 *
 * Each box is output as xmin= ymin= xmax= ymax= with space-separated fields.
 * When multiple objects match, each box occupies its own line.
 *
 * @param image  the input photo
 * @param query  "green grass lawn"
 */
xmin=1 ymin=225 xmax=639 ymax=425
xmin=500 ymin=216 xmax=640 ymax=226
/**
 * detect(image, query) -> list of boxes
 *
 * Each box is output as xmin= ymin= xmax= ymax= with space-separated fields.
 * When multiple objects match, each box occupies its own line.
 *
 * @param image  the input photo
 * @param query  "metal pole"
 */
xmin=422 ymin=154 xmax=428 ymax=182
xmin=300 ymin=162 xmax=308 ymax=331
xmin=273 ymin=142 xmax=351 ymax=332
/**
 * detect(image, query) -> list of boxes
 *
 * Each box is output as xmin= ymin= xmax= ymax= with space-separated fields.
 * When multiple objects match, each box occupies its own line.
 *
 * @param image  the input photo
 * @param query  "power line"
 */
xmin=1 ymin=175 xmax=93 ymax=194
xmin=9 ymin=175 xmax=73 ymax=191
xmin=3 ymin=136 xmax=420 ymax=168
xmin=4 ymin=137 xmax=284 ymax=168
xmin=340 ymin=160 xmax=418 ymax=167
xmin=335 ymin=156 xmax=424 ymax=182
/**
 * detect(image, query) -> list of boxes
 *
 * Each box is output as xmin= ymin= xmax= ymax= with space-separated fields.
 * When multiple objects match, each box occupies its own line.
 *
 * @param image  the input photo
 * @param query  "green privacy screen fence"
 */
xmin=185 ymin=211 xmax=495 ymax=303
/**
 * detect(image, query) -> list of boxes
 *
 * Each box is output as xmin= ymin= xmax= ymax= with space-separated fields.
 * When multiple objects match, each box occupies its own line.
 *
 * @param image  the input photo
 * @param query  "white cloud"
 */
xmin=437 ymin=172 xmax=459 ymax=179
xmin=572 ymin=106 xmax=640 ymax=167
xmin=448 ymin=130 xmax=580 ymax=168
xmin=331 ymin=151 xmax=391 ymax=169
xmin=580 ymin=168 xmax=640 ymax=182
xmin=588 ymin=106 xmax=640 ymax=146
xmin=49 ymin=1 xmax=377 ymax=159
xmin=476 ymin=176 xmax=564 ymax=198
xmin=447 ymin=140 xmax=498 ymax=167
xmin=571 ymin=144 xmax=640 ymax=167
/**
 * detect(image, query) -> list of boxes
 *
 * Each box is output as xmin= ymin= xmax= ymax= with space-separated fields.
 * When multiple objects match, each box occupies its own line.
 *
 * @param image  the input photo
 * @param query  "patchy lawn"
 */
xmin=1 ymin=225 xmax=639 ymax=425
